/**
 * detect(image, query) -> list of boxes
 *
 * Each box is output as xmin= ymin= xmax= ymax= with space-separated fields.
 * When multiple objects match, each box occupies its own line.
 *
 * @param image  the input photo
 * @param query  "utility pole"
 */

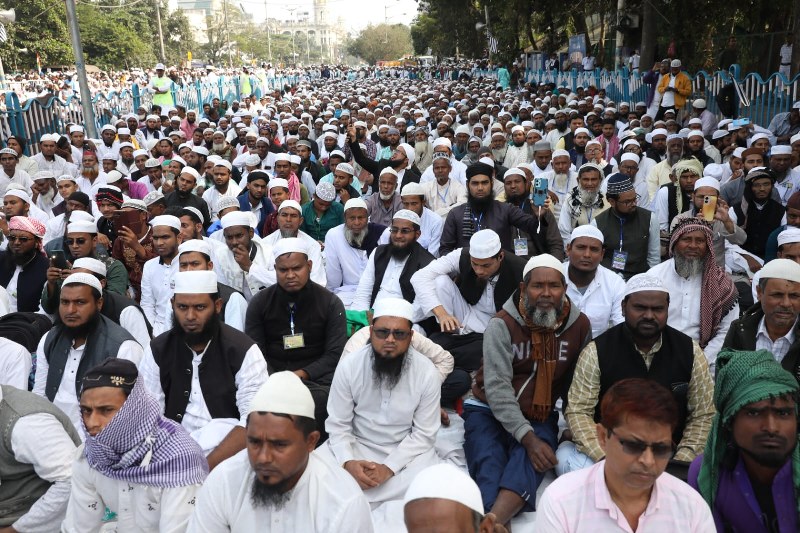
xmin=154 ymin=0 xmax=166 ymax=63
xmin=63 ymin=0 xmax=97 ymax=139
xmin=222 ymin=0 xmax=233 ymax=67
xmin=264 ymin=0 xmax=272 ymax=61
xmin=615 ymin=0 xmax=626 ymax=70
xmin=484 ymin=3 xmax=491 ymax=61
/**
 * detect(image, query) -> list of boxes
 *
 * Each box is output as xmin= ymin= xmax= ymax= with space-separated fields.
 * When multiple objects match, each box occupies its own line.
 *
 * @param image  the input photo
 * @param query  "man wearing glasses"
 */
xmin=537 ymin=379 xmax=715 ymax=530
xmin=561 ymin=274 xmax=714 ymax=479
xmin=593 ymin=174 xmax=660 ymax=280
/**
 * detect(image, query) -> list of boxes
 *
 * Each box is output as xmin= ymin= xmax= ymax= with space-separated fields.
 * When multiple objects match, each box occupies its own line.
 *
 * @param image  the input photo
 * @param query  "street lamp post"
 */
xmin=63 ymin=0 xmax=97 ymax=138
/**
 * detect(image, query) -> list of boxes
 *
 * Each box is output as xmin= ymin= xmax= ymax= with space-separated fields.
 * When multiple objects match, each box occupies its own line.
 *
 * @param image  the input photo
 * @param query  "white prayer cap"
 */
xmin=777 ymin=228 xmax=800 ymax=248
xmin=522 ymin=253 xmax=563 ymax=279
xmin=143 ymin=190 xmax=165 ymax=206
xmin=372 ymin=297 xmax=414 ymax=323
xmin=791 ymin=133 xmax=800 ymax=145
xmin=173 ymin=270 xmax=218 ymax=294
xmin=66 ymin=220 xmax=98 ymax=234
xmin=244 ymin=154 xmax=260 ymax=166
xmin=180 ymin=167 xmax=201 ymax=180
xmin=511 ymin=125 xmax=525 ymax=134
xmin=432 ymin=137 xmax=452 ymax=149
xmin=574 ymin=127 xmax=591 ymax=137
xmin=693 ymin=98 xmax=707 ymax=108
xmin=748 ymin=133 xmax=769 ymax=147
xmin=217 ymin=196 xmax=241 ymax=214
xmin=220 ymin=211 xmax=252 ymax=229
xmin=400 ymin=182 xmax=425 ymax=197
xmin=651 ymin=128 xmax=668 ymax=138
xmin=248 ymin=371 xmax=315 ymax=419
xmin=72 ymin=257 xmax=106 ymax=277
xmin=269 ymin=178 xmax=289 ymax=190
xmin=344 ymin=198 xmax=368 ymax=212
xmin=273 ymin=237 xmax=308 ymax=259
xmin=688 ymin=118 xmax=703 ymax=126
xmin=504 ymin=168 xmax=525 ymax=180
xmin=100 ymin=124 xmax=116 ymax=133
xmin=694 ymin=177 xmax=720 ymax=191
xmin=398 ymin=143 xmax=415 ymax=161
xmin=181 ymin=206 xmax=205 ymax=224
xmin=329 ymin=150 xmax=346 ymax=160
xmin=149 ymin=215 xmax=181 ymax=231
xmin=380 ymin=167 xmax=399 ymax=178
xmin=336 ymin=163 xmax=354 ymax=175
xmin=278 ymin=200 xmax=302 ymax=214
xmin=772 ymin=145 xmax=793 ymax=155
xmin=758 ymin=258 xmax=800 ymax=284
xmin=478 ymin=157 xmax=495 ymax=167
xmin=4 ymin=189 xmax=30 ymax=204
xmin=569 ymin=225 xmax=604 ymax=245
xmin=70 ymin=211 xmax=95 ymax=223
xmin=687 ymin=130 xmax=704 ymax=139
xmin=105 ymin=170 xmax=124 ymax=184
xmin=712 ymin=130 xmax=729 ymax=140
xmin=274 ymin=153 xmax=291 ymax=162
xmin=315 ymin=182 xmax=336 ymax=202
xmin=191 ymin=145 xmax=209 ymax=157
xmin=620 ymin=153 xmax=640 ymax=164
xmin=622 ymin=139 xmax=640 ymax=149
xmin=404 ymin=463 xmax=484 ymax=516
xmin=178 ymin=239 xmax=212 ymax=258
xmin=353 ymin=120 xmax=367 ymax=128
xmin=704 ymin=163 xmax=724 ymax=182
xmin=392 ymin=209 xmax=421 ymax=226
xmin=62 ymin=272 xmax=102 ymax=294
xmin=623 ymin=273 xmax=669 ymax=298
xmin=552 ymin=149 xmax=570 ymax=159
xmin=290 ymin=155 xmax=301 ymax=165
xmin=57 ymin=174 xmax=77 ymax=183
xmin=214 ymin=159 xmax=232 ymax=170
xmin=70 ymin=125 xmax=85 ymax=134
xmin=469 ymin=229 xmax=501 ymax=259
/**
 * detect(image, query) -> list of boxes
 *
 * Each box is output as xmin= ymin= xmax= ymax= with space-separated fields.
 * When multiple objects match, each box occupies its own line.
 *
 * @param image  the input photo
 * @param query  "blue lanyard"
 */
xmin=437 ymin=182 xmax=451 ymax=203
xmin=471 ymin=212 xmax=484 ymax=231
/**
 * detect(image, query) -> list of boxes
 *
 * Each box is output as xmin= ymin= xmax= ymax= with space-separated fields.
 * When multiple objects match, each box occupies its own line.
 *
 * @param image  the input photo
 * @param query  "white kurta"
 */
xmin=377 ymin=207 xmax=443 ymax=257
xmin=261 ymin=229 xmax=326 ymax=287
xmin=202 ymin=182 xmax=242 ymax=222
xmin=215 ymin=238 xmax=276 ymax=297
xmin=187 ymin=450 xmax=374 ymax=533
xmin=323 ymin=224 xmax=370 ymax=308
xmin=139 ymin=256 xmax=180 ymax=337
xmin=0 ymin=168 xmax=33 ymax=196
xmin=63 ymin=446 xmax=201 ymax=533
xmin=419 ymin=156 xmax=467 ymax=187
xmin=647 ymin=259 xmax=738 ymax=373
xmin=319 ymin=344 xmax=441 ymax=505
xmin=542 ymin=169 xmax=578 ymax=222
xmin=421 ymin=178 xmax=467 ymax=217
xmin=563 ymin=263 xmax=626 ymax=339
xmin=0 ymin=337 xmax=32 ymax=390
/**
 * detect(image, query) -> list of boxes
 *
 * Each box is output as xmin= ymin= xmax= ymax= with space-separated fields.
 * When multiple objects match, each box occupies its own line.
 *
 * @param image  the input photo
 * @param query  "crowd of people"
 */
xmin=0 ymin=57 xmax=800 ymax=532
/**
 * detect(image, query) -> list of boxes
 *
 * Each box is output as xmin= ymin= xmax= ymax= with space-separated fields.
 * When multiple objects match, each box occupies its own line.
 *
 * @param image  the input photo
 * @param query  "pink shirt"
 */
xmin=534 ymin=461 xmax=716 ymax=532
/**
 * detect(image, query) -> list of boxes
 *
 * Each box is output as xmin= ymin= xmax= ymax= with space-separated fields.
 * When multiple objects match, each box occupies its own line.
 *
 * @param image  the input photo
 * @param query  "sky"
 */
xmin=170 ymin=0 xmax=419 ymax=34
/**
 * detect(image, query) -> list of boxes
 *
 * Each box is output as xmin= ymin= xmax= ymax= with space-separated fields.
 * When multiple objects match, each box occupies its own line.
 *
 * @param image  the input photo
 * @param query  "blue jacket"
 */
xmin=237 ymin=192 xmax=274 ymax=236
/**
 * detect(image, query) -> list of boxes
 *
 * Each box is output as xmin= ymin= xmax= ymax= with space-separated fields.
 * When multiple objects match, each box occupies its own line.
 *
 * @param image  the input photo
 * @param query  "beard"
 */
xmin=280 ymin=229 xmax=299 ymax=238
xmin=667 ymin=152 xmax=682 ymax=166
xmin=212 ymin=142 xmax=226 ymax=152
xmin=506 ymin=192 xmax=527 ymax=204
xmin=553 ymin=172 xmax=569 ymax=191
xmin=387 ymin=157 xmax=404 ymax=169
xmin=250 ymin=473 xmax=292 ymax=511
xmin=523 ymin=293 xmax=565 ymax=329
xmin=171 ymin=310 xmax=221 ymax=346
xmin=739 ymin=442 xmax=793 ymax=469
xmin=491 ymin=147 xmax=506 ymax=161
xmin=468 ymin=189 xmax=494 ymax=211
xmin=63 ymin=309 xmax=101 ymax=339
xmin=344 ymin=227 xmax=366 ymax=248
xmin=81 ymin=165 xmax=99 ymax=180
xmin=389 ymin=241 xmax=413 ymax=258
xmin=372 ymin=347 xmax=407 ymax=390
xmin=578 ymin=186 xmax=599 ymax=205
xmin=674 ymin=254 xmax=706 ymax=279
xmin=379 ymin=191 xmax=394 ymax=201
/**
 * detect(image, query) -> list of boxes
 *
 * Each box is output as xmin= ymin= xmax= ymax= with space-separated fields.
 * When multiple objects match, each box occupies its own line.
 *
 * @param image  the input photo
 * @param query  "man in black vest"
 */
xmin=176 ymin=239 xmax=247 ymax=331
xmin=594 ymin=173 xmax=660 ymax=280
xmin=0 ymin=216 xmax=49 ymax=313
xmin=562 ymin=273 xmax=715 ymax=477
xmin=411 ymin=229 xmax=526 ymax=407
xmin=245 ymin=237 xmax=347 ymax=440
xmin=140 ymin=270 xmax=268 ymax=470
xmin=33 ymin=273 xmax=142 ymax=434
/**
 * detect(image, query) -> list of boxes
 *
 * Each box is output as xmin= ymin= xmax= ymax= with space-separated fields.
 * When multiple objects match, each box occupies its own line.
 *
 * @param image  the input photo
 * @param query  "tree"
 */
xmin=0 ymin=0 xmax=72 ymax=69
xmin=347 ymin=24 xmax=412 ymax=64
xmin=77 ymin=3 xmax=154 ymax=68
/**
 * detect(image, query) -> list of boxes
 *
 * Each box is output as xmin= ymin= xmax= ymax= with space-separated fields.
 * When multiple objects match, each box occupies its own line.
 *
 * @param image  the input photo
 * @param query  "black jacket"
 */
xmin=347 ymin=140 xmax=421 ymax=189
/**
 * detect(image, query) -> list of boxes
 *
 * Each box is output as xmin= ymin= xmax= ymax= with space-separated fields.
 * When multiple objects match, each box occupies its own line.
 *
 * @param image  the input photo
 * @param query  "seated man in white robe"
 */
xmin=316 ymin=298 xmax=441 ymax=512
xmin=378 ymin=182 xmax=444 ymax=257
xmin=140 ymin=270 xmax=269 ymax=469
xmin=189 ymin=371 xmax=374 ymax=532
xmin=260 ymin=200 xmax=326 ymax=286
xmin=64 ymin=359 xmax=208 ymax=532
xmin=214 ymin=210 xmax=276 ymax=300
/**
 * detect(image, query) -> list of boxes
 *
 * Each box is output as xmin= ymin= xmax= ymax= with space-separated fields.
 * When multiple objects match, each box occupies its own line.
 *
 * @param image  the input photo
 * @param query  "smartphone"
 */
xmin=50 ymin=250 xmax=68 ymax=269
xmin=532 ymin=177 xmax=548 ymax=207
xmin=113 ymin=209 xmax=143 ymax=236
xmin=701 ymin=195 xmax=717 ymax=222
xmin=732 ymin=118 xmax=750 ymax=127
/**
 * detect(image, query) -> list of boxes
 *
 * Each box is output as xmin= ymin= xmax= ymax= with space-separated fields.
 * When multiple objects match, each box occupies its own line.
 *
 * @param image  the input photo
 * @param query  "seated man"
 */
xmin=734 ymin=168 xmax=785 ymax=260
xmin=557 ymin=163 xmax=609 ymax=246
xmin=261 ymin=200 xmax=326 ymax=286
xmin=464 ymin=254 xmax=590 ymax=526
xmin=215 ymin=211 xmax=275 ymax=299
xmin=647 ymin=218 xmax=739 ymax=373
xmin=141 ymin=270 xmax=268 ymax=468
xmin=689 ymin=349 xmax=799 ymax=531
xmin=245 ymin=238 xmax=347 ymax=437
xmin=411 ymin=230 xmax=527 ymax=407
xmin=189 ymin=372 xmax=373 ymax=532
xmin=365 ymin=167 xmax=404 ymax=227
xmin=562 ymin=273 xmax=715 ymax=475
xmin=111 ymin=199 xmax=156 ymax=302
xmin=0 ymin=216 xmax=49 ymax=313
xmin=64 ymin=359 xmax=208 ymax=532
xmin=0 ymin=384 xmax=79 ymax=531
xmin=140 ymin=215 xmax=183 ymax=336
xmin=324 ymin=198 xmax=386 ymax=307
xmin=34 ymin=272 xmax=142 ymax=434
xmin=378 ymin=182 xmax=444 ymax=258
xmin=536 ymin=379 xmax=715 ymax=530
xmin=300 ymin=181 xmax=344 ymax=244
xmin=316 ymin=298 xmax=441 ymax=511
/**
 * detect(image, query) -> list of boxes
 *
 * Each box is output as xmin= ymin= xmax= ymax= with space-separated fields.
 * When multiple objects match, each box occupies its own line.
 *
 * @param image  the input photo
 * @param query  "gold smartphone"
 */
xmin=701 ymin=195 xmax=717 ymax=222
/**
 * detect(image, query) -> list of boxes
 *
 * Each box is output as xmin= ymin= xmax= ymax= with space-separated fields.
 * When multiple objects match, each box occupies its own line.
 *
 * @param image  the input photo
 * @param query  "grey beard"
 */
xmin=379 ymin=191 xmax=394 ymax=201
xmin=667 ymin=152 xmax=682 ymax=166
xmin=212 ymin=142 xmax=225 ymax=151
xmin=250 ymin=474 xmax=292 ymax=511
xmin=578 ymin=187 xmax=598 ymax=205
xmin=553 ymin=172 xmax=569 ymax=190
xmin=344 ymin=227 xmax=366 ymax=247
xmin=674 ymin=254 xmax=706 ymax=278
xmin=279 ymin=229 xmax=298 ymax=238
xmin=523 ymin=293 xmax=565 ymax=328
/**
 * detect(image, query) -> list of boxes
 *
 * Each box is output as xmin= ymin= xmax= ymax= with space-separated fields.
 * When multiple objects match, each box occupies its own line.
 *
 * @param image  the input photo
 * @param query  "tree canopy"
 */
xmin=347 ymin=23 xmax=413 ymax=65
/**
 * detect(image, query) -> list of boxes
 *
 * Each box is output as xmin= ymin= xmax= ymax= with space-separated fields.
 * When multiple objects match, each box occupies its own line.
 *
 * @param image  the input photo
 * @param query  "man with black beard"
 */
xmin=141 ymin=270 xmax=268 ymax=469
xmin=323 ymin=199 xmax=386 ymax=308
xmin=440 ymin=162 xmax=542 ymax=255
xmin=646 ymin=134 xmax=685 ymax=201
xmin=501 ymin=168 xmax=563 ymax=260
xmin=246 ymin=238 xmax=347 ymax=439
xmin=34 ymin=273 xmax=142 ymax=434
xmin=316 ymin=298 xmax=441 ymax=513
xmin=296 ymin=140 xmax=323 ymax=183
xmin=347 ymin=126 xmax=421 ymax=189
xmin=164 ymin=167 xmax=212 ymax=227
xmin=0 ymin=216 xmax=49 ymax=312
xmin=189 ymin=372 xmax=373 ymax=531
xmin=545 ymin=109 xmax=570 ymax=150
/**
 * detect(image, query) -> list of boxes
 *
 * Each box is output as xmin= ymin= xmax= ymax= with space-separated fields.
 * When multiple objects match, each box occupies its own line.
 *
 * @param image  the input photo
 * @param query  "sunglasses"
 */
xmin=610 ymin=429 xmax=675 ymax=459
xmin=7 ymin=235 xmax=32 ymax=243
xmin=65 ymin=238 xmax=88 ymax=245
xmin=372 ymin=328 xmax=411 ymax=341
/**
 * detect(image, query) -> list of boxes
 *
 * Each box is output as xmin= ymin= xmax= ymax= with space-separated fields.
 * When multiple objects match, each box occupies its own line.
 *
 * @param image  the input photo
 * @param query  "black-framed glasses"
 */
xmin=615 ymin=194 xmax=641 ymax=207
xmin=7 ymin=235 xmax=32 ymax=243
xmin=609 ymin=429 xmax=675 ymax=459
xmin=65 ymin=238 xmax=88 ymax=245
xmin=373 ymin=328 xmax=411 ymax=340
xmin=389 ymin=227 xmax=415 ymax=234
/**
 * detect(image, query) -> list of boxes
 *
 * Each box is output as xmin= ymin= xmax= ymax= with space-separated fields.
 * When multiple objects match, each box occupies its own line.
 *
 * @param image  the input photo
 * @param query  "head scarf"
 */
xmin=696 ymin=349 xmax=800 ymax=516
xmin=82 ymin=377 xmax=208 ymax=488
xmin=286 ymin=171 xmax=302 ymax=202
xmin=8 ymin=216 xmax=45 ymax=250
xmin=669 ymin=218 xmax=737 ymax=348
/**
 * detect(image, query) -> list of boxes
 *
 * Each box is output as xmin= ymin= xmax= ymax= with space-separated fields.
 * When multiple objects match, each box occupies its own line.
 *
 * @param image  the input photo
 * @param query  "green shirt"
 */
xmin=300 ymin=200 xmax=344 ymax=242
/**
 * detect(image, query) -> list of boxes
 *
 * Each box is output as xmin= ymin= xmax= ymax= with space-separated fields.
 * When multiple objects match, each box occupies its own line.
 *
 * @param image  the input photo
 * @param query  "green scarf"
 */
xmin=696 ymin=348 xmax=800 ymax=517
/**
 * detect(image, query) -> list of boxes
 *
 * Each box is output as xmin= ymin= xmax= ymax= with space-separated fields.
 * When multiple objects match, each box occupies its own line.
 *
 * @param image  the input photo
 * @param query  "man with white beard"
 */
xmin=75 ymin=151 xmax=107 ymax=199
xmin=646 ymin=134 xmax=685 ymax=201
xmin=503 ymin=126 xmax=530 ymax=168
xmin=540 ymin=149 xmax=577 ymax=221
xmin=558 ymin=163 xmax=610 ymax=246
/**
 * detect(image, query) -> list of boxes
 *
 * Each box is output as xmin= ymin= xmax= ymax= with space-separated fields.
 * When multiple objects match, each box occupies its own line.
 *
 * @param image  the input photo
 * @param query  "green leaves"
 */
xmin=347 ymin=24 xmax=413 ymax=65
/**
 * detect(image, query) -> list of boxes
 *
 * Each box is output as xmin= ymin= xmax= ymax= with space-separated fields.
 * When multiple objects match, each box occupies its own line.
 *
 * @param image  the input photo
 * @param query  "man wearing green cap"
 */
xmin=688 ymin=348 xmax=800 ymax=531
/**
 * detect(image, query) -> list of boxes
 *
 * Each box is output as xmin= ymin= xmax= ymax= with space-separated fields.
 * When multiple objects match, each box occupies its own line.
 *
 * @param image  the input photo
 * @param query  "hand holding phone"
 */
xmin=532 ymin=177 xmax=548 ymax=207
xmin=701 ymin=195 xmax=717 ymax=222
xmin=50 ymin=250 xmax=69 ymax=270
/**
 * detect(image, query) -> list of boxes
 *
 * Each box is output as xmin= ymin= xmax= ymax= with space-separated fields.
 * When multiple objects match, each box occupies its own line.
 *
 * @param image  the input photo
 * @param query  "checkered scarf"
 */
xmin=83 ymin=378 xmax=208 ymax=488
xmin=669 ymin=218 xmax=737 ymax=348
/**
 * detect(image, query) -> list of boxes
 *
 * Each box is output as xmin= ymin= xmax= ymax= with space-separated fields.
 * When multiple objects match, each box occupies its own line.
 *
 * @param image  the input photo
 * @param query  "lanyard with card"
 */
xmin=283 ymin=303 xmax=306 ymax=349
xmin=612 ymin=219 xmax=628 ymax=271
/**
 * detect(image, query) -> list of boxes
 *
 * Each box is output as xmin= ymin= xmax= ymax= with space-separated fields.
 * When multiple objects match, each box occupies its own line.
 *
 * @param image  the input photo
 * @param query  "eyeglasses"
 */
xmin=389 ymin=227 xmax=415 ymax=234
xmin=609 ymin=429 xmax=675 ymax=459
xmin=372 ymin=328 xmax=411 ymax=340
xmin=7 ymin=235 xmax=32 ymax=243
xmin=65 ymin=238 xmax=88 ymax=245
xmin=615 ymin=194 xmax=641 ymax=207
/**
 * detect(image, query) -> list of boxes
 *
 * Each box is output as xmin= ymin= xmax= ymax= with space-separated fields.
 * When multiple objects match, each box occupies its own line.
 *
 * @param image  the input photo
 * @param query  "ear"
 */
xmin=597 ymin=423 xmax=608 ymax=454
xmin=306 ymin=430 xmax=320 ymax=452
xmin=756 ymin=284 xmax=763 ymax=302
xmin=214 ymin=297 xmax=223 ymax=314
xmin=96 ymin=296 xmax=104 ymax=311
